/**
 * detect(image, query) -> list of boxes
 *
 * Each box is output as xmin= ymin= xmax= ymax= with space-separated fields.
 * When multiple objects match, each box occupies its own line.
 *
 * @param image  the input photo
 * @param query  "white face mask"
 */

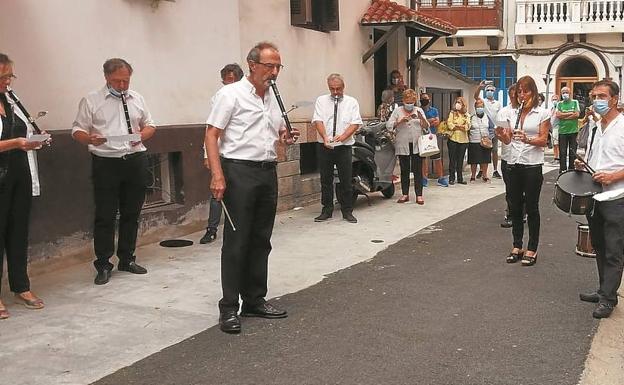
xmin=455 ymin=103 xmax=462 ymax=111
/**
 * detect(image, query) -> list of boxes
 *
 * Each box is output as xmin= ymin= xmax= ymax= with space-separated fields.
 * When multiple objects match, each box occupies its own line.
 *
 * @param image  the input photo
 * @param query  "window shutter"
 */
xmin=321 ymin=0 xmax=340 ymax=31
xmin=290 ymin=0 xmax=311 ymax=26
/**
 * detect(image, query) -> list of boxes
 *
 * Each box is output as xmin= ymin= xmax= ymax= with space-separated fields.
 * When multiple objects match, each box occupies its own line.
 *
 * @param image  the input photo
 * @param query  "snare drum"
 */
xmin=553 ymin=170 xmax=602 ymax=215
xmin=576 ymin=224 xmax=596 ymax=258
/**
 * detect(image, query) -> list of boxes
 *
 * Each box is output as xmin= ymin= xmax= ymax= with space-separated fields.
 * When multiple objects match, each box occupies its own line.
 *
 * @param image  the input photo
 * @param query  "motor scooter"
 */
xmin=335 ymin=119 xmax=396 ymax=205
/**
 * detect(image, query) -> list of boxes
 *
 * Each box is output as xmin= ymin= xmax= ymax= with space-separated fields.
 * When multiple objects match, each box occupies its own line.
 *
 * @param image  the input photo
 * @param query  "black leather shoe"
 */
xmin=314 ymin=212 xmax=332 ymax=222
xmin=342 ymin=212 xmax=358 ymax=223
xmin=94 ymin=269 xmax=112 ymax=285
xmin=240 ymin=302 xmax=288 ymax=319
xmin=199 ymin=229 xmax=217 ymax=244
xmin=592 ymin=303 xmax=615 ymax=319
xmin=219 ymin=311 xmax=241 ymax=334
xmin=118 ymin=261 xmax=147 ymax=274
xmin=580 ymin=292 xmax=600 ymax=303
xmin=458 ymin=180 xmax=467 ymax=185
xmin=500 ymin=217 xmax=513 ymax=228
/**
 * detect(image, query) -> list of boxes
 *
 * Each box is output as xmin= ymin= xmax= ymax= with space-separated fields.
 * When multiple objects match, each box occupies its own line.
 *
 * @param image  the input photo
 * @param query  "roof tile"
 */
xmin=360 ymin=0 xmax=457 ymax=34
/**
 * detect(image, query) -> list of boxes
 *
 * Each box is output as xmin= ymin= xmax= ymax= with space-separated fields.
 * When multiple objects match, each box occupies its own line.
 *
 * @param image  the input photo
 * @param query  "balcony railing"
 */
xmin=516 ymin=0 xmax=624 ymax=35
xmin=416 ymin=0 xmax=503 ymax=30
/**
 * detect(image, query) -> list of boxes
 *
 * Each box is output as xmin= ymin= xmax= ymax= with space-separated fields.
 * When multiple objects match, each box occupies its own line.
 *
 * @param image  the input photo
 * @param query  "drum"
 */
xmin=576 ymin=224 xmax=596 ymax=258
xmin=553 ymin=170 xmax=602 ymax=215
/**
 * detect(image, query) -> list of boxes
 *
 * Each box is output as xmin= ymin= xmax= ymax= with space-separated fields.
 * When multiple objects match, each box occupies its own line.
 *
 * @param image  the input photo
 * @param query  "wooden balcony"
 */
xmin=516 ymin=0 xmax=624 ymax=35
xmin=416 ymin=0 xmax=504 ymax=30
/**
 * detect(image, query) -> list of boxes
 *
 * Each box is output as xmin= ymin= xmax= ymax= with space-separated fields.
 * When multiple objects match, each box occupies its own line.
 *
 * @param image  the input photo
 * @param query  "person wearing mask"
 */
xmin=468 ymin=99 xmax=491 ymax=182
xmin=313 ymin=73 xmax=362 ymax=223
xmin=474 ymin=81 xmax=502 ymax=179
xmin=496 ymin=83 xmax=519 ymax=228
xmin=72 ymin=58 xmax=156 ymax=285
xmin=575 ymin=79 xmax=624 ymax=319
xmin=386 ymin=89 xmax=430 ymax=204
xmin=550 ymin=94 xmax=560 ymax=164
xmin=0 ymin=53 xmax=48 ymax=318
xmin=446 ymin=96 xmax=470 ymax=185
xmin=556 ymin=86 xmax=580 ymax=172
xmin=496 ymin=76 xmax=550 ymax=266
xmin=205 ymin=42 xmax=300 ymax=333
xmin=200 ymin=63 xmax=244 ymax=244
xmin=388 ymin=70 xmax=406 ymax=106
xmin=420 ymin=92 xmax=449 ymax=187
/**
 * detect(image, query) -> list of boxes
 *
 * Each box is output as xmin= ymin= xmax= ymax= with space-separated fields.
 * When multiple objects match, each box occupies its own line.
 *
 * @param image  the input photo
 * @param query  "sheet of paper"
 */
xmin=106 ymin=134 xmax=141 ymax=143
xmin=27 ymin=134 xmax=51 ymax=143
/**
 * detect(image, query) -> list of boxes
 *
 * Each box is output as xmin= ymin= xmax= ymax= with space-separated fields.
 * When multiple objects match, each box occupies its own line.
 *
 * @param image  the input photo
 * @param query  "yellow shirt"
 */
xmin=446 ymin=111 xmax=470 ymax=143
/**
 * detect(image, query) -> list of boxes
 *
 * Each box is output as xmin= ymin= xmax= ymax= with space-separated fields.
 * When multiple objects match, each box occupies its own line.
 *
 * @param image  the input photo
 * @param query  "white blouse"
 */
xmin=506 ymin=106 xmax=550 ymax=165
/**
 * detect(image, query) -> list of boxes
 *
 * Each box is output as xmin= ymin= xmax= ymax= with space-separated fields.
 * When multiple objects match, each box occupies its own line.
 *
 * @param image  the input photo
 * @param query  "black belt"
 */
xmin=92 ymin=152 xmax=146 ymax=161
xmin=506 ymin=163 xmax=542 ymax=169
xmin=221 ymin=157 xmax=276 ymax=169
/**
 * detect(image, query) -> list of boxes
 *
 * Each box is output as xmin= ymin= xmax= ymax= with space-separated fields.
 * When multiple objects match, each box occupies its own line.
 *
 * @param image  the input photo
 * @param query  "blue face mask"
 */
xmin=108 ymin=85 xmax=125 ymax=98
xmin=485 ymin=90 xmax=494 ymax=99
xmin=593 ymin=99 xmax=611 ymax=116
xmin=404 ymin=103 xmax=415 ymax=112
xmin=476 ymin=107 xmax=485 ymax=115
xmin=561 ymin=93 xmax=570 ymax=101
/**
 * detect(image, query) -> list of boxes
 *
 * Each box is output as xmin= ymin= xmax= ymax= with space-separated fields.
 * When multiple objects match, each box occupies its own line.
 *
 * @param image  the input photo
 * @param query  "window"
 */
xmin=144 ymin=152 xmax=183 ymax=208
xmin=436 ymin=56 xmax=517 ymax=106
xmin=290 ymin=0 xmax=339 ymax=32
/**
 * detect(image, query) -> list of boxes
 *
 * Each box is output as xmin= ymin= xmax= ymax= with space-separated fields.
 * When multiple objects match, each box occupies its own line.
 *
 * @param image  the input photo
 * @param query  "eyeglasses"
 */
xmin=0 ymin=74 xmax=16 ymax=82
xmin=255 ymin=62 xmax=284 ymax=71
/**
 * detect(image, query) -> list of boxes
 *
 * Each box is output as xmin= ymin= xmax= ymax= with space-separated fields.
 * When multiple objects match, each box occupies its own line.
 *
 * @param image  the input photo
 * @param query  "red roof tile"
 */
xmin=360 ymin=0 xmax=457 ymax=35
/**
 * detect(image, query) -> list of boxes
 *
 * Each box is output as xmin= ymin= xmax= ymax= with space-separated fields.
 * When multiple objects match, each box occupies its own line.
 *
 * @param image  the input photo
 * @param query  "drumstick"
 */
xmin=575 ymin=154 xmax=596 ymax=175
xmin=220 ymin=200 xmax=236 ymax=232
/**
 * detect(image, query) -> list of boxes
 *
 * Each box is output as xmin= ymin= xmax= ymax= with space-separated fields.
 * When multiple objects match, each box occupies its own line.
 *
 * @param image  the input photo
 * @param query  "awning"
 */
xmin=360 ymin=0 xmax=457 ymax=64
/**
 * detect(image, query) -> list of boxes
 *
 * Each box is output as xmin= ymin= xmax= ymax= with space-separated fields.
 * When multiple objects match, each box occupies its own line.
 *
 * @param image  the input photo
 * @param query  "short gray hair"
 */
xmin=326 ymin=73 xmax=344 ymax=84
xmin=246 ymin=42 xmax=279 ymax=63
xmin=381 ymin=89 xmax=394 ymax=104
xmin=103 ymin=58 xmax=133 ymax=75
xmin=0 ymin=53 xmax=12 ymax=66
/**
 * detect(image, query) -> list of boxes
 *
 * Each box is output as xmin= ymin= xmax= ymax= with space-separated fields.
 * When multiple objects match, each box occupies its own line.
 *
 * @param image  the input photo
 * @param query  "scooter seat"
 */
xmin=353 ymin=140 xmax=375 ymax=154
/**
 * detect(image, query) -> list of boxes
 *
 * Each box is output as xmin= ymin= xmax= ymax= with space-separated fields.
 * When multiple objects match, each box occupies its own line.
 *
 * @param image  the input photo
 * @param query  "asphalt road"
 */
xmin=94 ymin=171 xmax=599 ymax=385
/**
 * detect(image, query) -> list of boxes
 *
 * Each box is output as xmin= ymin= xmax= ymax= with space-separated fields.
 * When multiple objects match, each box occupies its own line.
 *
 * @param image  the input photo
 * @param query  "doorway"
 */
xmin=556 ymin=56 xmax=598 ymax=115
xmin=373 ymin=29 xmax=388 ymax=111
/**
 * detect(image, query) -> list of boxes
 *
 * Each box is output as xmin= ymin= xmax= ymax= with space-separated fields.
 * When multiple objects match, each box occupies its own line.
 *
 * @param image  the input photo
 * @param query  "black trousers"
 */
xmin=507 ymin=165 xmax=543 ymax=252
xmin=318 ymin=144 xmax=353 ymax=214
xmin=558 ymin=133 xmax=578 ymax=173
xmin=219 ymin=160 xmax=278 ymax=313
xmin=587 ymin=199 xmax=624 ymax=306
xmin=0 ymin=153 xmax=31 ymax=294
xmin=447 ymin=140 xmax=467 ymax=183
xmin=92 ymin=153 xmax=148 ymax=271
xmin=398 ymin=143 xmax=423 ymax=196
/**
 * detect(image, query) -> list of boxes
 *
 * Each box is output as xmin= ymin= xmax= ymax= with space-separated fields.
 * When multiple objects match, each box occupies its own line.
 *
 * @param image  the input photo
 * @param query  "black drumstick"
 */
xmin=575 ymin=154 xmax=596 ymax=175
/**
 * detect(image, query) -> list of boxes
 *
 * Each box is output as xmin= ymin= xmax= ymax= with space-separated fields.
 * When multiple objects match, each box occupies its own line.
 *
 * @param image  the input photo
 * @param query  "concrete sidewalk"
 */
xmin=0 ymin=162 xmax=622 ymax=385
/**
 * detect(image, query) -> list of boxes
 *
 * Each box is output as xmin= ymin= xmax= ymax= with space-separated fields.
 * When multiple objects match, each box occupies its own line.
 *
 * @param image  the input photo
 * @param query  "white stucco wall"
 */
xmin=420 ymin=61 xmax=476 ymax=109
xmin=1 ymin=0 xmax=240 ymax=130
xmin=238 ymin=0 xmax=376 ymax=119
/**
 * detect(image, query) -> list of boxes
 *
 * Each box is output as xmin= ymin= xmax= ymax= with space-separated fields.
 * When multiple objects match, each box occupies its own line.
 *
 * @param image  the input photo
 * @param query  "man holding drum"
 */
xmin=576 ymin=79 xmax=624 ymax=319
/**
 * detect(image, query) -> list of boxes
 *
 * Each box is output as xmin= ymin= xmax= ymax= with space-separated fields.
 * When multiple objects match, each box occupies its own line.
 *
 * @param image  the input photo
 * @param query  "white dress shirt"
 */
xmin=0 ymin=93 xmax=41 ymax=196
xmin=72 ymin=86 xmax=154 ymax=158
xmin=586 ymin=113 xmax=624 ymax=201
xmin=469 ymin=114 xmax=490 ymax=143
xmin=206 ymin=77 xmax=284 ymax=162
xmin=312 ymin=94 xmax=363 ymax=146
xmin=506 ymin=106 xmax=550 ymax=165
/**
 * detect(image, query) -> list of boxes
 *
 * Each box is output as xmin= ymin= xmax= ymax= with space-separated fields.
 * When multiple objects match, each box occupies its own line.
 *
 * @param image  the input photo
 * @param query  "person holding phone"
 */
xmin=496 ymin=76 xmax=550 ymax=266
xmin=386 ymin=89 xmax=429 ymax=204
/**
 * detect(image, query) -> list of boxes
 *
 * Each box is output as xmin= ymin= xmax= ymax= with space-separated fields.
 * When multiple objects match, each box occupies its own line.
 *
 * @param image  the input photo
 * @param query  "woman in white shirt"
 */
xmin=468 ymin=99 xmax=492 ymax=182
xmin=0 ymin=53 xmax=46 ymax=318
xmin=386 ymin=89 xmax=430 ymax=204
xmin=496 ymin=76 xmax=550 ymax=266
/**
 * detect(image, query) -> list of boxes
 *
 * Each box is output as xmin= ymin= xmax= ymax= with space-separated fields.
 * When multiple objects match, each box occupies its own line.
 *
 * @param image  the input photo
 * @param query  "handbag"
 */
xmin=478 ymin=122 xmax=493 ymax=149
xmin=418 ymin=128 xmax=440 ymax=157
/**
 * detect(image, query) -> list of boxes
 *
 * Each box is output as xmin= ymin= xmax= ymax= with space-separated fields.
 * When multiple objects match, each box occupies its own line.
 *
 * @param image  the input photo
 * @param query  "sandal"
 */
xmin=397 ymin=195 xmax=409 ymax=203
xmin=14 ymin=293 xmax=45 ymax=310
xmin=0 ymin=304 xmax=9 ymax=320
xmin=416 ymin=196 xmax=424 ymax=205
xmin=506 ymin=250 xmax=524 ymax=264
xmin=482 ymin=177 xmax=490 ymax=182
xmin=521 ymin=253 xmax=538 ymax=266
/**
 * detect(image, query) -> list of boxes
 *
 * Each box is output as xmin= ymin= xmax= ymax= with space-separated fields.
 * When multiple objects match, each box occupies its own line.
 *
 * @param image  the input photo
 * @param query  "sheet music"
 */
xmin=27 ymin=134 xmax=51 ymax=143
xmin=106 ymin=134 xmax=141 ymax=143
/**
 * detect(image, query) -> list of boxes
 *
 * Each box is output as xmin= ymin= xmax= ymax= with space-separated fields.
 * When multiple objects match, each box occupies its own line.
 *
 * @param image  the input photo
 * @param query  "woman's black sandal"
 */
xmin=521 ymin=253 xmax=537 ymax=266
xmin=506 ymin=250 xmax=524 ymax=264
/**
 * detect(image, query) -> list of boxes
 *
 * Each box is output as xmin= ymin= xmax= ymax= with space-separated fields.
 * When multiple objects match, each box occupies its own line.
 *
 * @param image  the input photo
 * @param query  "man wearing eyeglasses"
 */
xmin=205 ymin=42 xmax=300 ymax=334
